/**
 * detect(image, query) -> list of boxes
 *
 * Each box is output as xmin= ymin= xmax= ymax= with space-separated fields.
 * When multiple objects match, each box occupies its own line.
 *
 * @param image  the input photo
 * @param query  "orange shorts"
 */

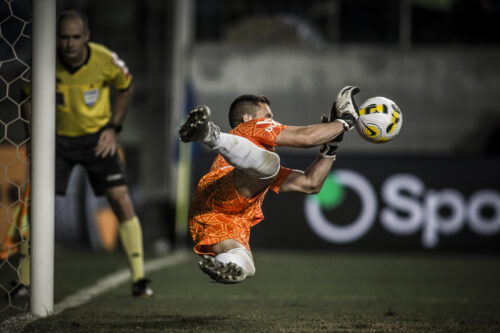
xmin=188 ymin=157 xmax=291 ymax=256
xmin=189 ymin=214 xmax=253 ymax=256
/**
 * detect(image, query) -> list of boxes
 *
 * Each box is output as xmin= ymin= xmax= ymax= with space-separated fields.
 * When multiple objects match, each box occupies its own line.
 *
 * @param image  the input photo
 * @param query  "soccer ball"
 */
xmin=355 ymin=96 xmax=402 ymax=143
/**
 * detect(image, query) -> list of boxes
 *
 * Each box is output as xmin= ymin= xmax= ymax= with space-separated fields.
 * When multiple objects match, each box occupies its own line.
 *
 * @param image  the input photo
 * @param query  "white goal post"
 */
xmin=30 ymin=0 xmax=56 ymax=317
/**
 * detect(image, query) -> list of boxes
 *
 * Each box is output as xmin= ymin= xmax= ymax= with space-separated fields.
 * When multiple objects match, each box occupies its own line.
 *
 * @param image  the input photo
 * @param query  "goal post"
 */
xmin=30 ymin=0 xmax=56 ymax=317
xmin=171 ymin=0 xmax=194 ymax=241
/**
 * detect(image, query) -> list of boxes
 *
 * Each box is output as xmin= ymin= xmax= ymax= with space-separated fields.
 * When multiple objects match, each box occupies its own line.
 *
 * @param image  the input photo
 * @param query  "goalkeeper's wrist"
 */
xmin=335 ymin=118 xmax=352 ymax=131
xmin=321 ymin=153 xmax=336 ymax=160
xmin=320 ymin=151 xmax=336 ymax=160
xmin=320 ymin=144 xmax=338 ymax=159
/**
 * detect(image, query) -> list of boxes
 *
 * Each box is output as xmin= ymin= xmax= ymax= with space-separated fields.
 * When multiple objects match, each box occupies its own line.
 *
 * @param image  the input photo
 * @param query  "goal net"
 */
xmin=0 ymin=0 xmax=32 ymax=314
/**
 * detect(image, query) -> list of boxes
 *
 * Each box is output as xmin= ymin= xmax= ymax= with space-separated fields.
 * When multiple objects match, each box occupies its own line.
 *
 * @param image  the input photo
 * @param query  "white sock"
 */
xmin=213 ymin=133 xmax=280 ymax=179
xmin=215 ymin=247 xmax=256 ymax=277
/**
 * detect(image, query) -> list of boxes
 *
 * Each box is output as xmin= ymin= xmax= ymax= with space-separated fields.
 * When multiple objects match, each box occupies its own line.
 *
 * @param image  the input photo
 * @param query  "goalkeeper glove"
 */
xmin=319 ymin=115 xmax=342 ymax=159
xmin=335 ymin=85 xmax=360 ymax=131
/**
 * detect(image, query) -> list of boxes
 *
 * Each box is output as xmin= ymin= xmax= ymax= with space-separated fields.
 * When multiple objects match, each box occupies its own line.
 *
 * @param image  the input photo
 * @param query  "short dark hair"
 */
xmin=58 ymin=10 xmax=89 ymax=34
xmin=229 ymin=94 xmax=271 ymax=128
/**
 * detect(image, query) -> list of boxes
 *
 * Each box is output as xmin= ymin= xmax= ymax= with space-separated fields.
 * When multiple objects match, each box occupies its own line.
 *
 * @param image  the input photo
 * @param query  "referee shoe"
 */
xmin=132 ymin=278 xmax=153 ymax=297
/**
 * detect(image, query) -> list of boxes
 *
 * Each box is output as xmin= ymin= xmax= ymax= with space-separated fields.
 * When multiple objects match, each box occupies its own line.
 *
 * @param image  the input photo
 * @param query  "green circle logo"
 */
xmin=311 ymin=174 xmax=344 ymax=210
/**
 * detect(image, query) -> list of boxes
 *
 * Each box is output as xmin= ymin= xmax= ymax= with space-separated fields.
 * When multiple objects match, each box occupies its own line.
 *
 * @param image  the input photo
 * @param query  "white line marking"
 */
xmin=0 ymin=250 xmax=190 ymax=333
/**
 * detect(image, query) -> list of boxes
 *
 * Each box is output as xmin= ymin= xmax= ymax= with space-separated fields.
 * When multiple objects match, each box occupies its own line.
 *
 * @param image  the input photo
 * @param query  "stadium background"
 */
xmin=1 ymin=0 xmax=500 ymax=330
xmin=1 ymin=0 xmax=500 ymax=257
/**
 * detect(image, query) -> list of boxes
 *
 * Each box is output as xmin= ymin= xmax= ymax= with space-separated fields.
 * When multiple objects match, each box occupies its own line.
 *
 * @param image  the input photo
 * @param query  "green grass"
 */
xmin=2 ymin=249 xmax=500 ymax=332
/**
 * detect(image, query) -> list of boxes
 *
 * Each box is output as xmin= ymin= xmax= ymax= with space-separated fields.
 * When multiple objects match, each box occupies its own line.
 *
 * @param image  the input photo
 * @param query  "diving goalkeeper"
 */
xmin=179 ymin=86 xmax=360 ymax=283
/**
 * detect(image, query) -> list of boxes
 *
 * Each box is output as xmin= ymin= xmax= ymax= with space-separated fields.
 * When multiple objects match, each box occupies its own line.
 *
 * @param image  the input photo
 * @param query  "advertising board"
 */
xmin=193 ymin=151 xmax=500 ymax=251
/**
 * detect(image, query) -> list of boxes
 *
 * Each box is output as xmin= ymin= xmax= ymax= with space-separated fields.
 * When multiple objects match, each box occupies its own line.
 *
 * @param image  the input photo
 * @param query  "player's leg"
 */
xmin=3 ymin=183 xmax=30 ymax=298
xmin=86 ymin=137 xmax=152 ymax=297
xmin=190 ymin=206 xmax=256 ymax=283
xmin=16 ymin=240 xmax=30 ymax=291
xmin=104 ymin=185 xmax=152 ymax=297
xmin=9 ymin=140 xmax=73 ymax=297
xmin=212 ymin=239 xmax=256 ymax=278
xmin=179 ymin=105 xmax=280 ymax=179
xmin=55 ymin=136 xmax=77 ymax=196
xmin=8 ymin=240 xmax=30 ymax=298
xmin=198 ymin=239 xmax=256 ymax=284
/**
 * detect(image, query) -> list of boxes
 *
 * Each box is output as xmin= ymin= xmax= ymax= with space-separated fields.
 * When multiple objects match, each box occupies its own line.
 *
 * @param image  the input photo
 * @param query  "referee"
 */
xmin=22 ymin=10 xmax=153 ymax=297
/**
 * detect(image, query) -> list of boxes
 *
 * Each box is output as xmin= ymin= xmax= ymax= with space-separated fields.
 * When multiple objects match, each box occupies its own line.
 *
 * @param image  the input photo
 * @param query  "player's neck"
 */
xmin=67 ymin=46 xmax=88 ymax=68
xmin=59 ymin=44 xmax=90 ymax=73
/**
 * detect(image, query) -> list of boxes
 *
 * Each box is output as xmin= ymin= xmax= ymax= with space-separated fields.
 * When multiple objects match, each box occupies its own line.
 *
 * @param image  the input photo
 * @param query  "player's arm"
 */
xmin=279 ymin=155 xmax=335 ymax=194
xmin=274 ymin=121 xmax=344 ymax=148
xmin=110 ymin=84 xmax=134 ymax=129
xmin=274 ymin=85 xmax=360 ymax=148
xmin=95 ymin=83 xmax=134 ymax=157
xmin=279 ymin=107 xmax=348 ymax=194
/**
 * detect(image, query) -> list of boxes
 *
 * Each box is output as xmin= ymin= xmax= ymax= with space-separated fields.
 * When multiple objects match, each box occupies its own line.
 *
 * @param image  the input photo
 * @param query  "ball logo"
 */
xmin=363 ymin=124 xmax=381 ymax=139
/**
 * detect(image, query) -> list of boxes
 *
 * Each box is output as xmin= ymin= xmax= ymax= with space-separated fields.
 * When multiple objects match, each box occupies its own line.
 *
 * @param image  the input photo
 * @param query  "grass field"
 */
xmin=1 ymin=248 xmax=500 ymax=332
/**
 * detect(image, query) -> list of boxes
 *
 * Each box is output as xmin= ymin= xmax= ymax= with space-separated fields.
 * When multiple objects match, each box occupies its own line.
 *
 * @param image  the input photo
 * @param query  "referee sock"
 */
xmin=18 ymin=240 xmax=30 ymax=286
xmin=119 ymin=216 xmax=145 ymax=282
xmin=213 ymin=133 xmax=280 ymax=179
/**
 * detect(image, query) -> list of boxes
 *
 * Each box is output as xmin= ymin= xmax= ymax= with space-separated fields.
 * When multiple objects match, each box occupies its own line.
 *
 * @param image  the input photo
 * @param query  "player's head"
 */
xmin=57 ymin=10 xmax=90 ymax=63
xmin=229 ymin=94 xmax=272 ymax=128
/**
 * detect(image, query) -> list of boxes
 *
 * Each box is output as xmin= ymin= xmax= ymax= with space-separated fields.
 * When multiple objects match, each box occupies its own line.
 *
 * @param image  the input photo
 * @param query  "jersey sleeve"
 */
xmin=232 ymin=118 xmax=287 ymax=148
xmin=269 ymin=166 xmax=292 ymax=194
xmin=108 ymin=51 xmax=132 ymax=90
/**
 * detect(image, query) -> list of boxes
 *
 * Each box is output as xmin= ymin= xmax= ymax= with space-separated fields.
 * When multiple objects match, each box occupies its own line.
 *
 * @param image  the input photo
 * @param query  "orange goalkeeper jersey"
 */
xmin=189 ymin=118 xmax=292 ymax=255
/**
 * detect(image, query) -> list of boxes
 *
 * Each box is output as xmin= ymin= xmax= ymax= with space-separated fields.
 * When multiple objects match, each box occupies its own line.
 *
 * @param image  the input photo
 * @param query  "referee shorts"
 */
xmin=56 ymin=129 xmax=128 ymax=196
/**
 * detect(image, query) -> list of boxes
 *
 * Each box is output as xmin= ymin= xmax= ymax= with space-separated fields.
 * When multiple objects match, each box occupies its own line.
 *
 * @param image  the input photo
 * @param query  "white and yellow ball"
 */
xmin=356 ymin=96 xmax=402 ymax=143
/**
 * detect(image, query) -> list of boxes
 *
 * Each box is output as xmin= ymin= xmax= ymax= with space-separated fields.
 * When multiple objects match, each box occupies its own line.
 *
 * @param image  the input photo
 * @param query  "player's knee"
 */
xmin=245 ymin=149 xmax=280 ymax=179
xmin=106 ymin=185 xmax=128 ymax=200
xmin=105 ymin=186 xmax=135 ymax=220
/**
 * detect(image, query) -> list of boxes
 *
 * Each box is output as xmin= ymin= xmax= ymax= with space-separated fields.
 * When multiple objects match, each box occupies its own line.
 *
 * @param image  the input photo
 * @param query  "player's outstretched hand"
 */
xmin=335 ymin=86 xmax=360 ymax=131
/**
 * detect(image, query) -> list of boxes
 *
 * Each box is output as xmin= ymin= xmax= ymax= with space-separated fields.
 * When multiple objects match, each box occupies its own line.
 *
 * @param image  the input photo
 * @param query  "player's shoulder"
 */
xmin=88 ymin=42 xmax=114 ymax=60
xmin=89 ymin=42 xmax=131 ymax=78
xmin=240 ymin=118 xmax=284 ymax=130
xmin=253 ymin=118 xmax=286 ymax=133
xmin=232 ymin=118 xmax=286 ymax=145
xmin=255 ymin=118 xmax=279 ymax=126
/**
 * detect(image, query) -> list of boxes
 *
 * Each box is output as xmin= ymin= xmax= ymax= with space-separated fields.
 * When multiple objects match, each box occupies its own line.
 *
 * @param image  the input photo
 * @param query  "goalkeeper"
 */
xmin=20 ymin=10 xmax=152 ymax=297
xmin=179 ymin=86 xmax=360 ymax=283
